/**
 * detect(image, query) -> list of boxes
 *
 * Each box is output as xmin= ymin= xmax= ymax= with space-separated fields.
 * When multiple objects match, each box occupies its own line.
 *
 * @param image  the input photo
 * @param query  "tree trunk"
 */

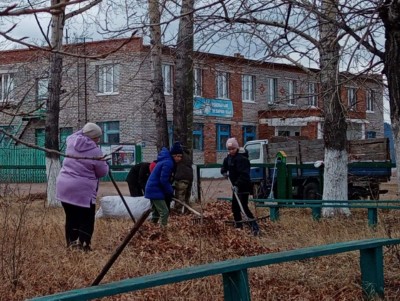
xmin=319 ymin=0 xmax=350 ymax=216
xmin=173 ymin=0 xmax=194 ymax=156
xmin=379 ymin=1 xmax=400 ymax=195
xmin=148 ymin=0 xmax=169 ymax=152
xmin=46 ymin=1 xmax=65 ymax=207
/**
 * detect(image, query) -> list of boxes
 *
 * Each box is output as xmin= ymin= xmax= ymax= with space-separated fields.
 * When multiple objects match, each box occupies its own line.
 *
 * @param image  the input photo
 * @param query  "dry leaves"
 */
xmin=0 ymin=196 xmax=399 ymax=300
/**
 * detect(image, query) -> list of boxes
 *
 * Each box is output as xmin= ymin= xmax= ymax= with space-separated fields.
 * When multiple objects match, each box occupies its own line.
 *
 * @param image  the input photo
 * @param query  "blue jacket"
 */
xmin=144 ymin=147 xmax=175 ymax=200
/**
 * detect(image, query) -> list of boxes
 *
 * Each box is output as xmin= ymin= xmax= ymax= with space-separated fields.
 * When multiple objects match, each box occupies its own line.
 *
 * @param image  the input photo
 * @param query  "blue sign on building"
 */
xmin=194 ymin=97 xmax=233 ymax=118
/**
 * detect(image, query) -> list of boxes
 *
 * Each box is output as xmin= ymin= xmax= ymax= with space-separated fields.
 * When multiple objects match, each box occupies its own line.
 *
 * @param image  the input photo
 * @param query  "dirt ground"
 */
xmin=4 ymin=175 xmax=398 ymax=200
xmin=4 ymin=177 xmax=233 ymax=201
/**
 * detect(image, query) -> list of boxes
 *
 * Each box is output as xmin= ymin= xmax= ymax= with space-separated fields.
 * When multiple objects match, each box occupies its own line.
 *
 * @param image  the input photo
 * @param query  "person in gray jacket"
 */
xmin=173 ymin=146 xmax=193 ymax=213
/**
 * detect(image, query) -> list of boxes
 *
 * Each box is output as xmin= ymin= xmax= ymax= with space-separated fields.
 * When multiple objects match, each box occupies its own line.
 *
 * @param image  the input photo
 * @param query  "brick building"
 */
xmin=0 ymin=37 xmax=384 ymax=164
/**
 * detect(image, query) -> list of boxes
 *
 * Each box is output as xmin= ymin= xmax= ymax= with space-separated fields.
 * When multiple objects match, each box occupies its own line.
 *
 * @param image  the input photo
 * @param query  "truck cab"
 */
xmin=244 ymin=139 xmax=282 ymax=199
xmin=245 ymin=139 xmax=269 ymax=181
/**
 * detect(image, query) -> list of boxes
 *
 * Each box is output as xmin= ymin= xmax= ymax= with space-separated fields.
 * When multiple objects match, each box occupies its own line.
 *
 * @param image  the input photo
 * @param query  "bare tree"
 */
xmin=318 ymin=0 xmax=350 ymax=215
xmin=0 ymin=1 xmax=101 ymax=206
xmin=46 ymin=0 xmax=101 ymax=206
xmin=193 ymin=1 xmax=354 ymax=214
xmin=148 ymin=0 xmax=169 ymax=152
xmin=173 ymin=0 xmax=194 ymax=154
xmin=379 ymin=1 xmax=400 ymax=194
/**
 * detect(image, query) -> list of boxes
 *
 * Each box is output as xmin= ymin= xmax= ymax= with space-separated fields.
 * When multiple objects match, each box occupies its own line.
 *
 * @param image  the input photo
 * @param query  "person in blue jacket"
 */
xmin=145 ymin=142 xmax=183 ymax=228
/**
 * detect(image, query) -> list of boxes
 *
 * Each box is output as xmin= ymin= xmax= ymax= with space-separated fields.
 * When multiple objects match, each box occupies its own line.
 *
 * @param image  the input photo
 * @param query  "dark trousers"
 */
xmin=127 ymin=182 xmax=143 ymax=197
xmin=232 ymin=192 xmax=255 ymax=227
xmin=62 ymin=202 xmax=96 ymax=247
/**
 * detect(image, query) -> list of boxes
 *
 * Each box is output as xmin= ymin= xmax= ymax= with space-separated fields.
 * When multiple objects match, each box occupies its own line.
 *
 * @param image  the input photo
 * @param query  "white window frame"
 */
xmin=216 ymin=71 xmax=229 ymax=99
xmin=97 ymin=64 xmax=119 ymax=95
xmin=162 ymin=64 xmax=173 ymax=95
xmin=242 ymin=74 xmax=255 ymax=102
xmin=366 ymin=89 xmax=374 ymax=112
xmin=267 ymin=78 xmax=278 ymax=104
xmin=308 ymin=82 xmax=317 ymax=106
xmin=288 ymin=79 xmax=297 ymax=105
xmin=194 ymin=68 xmax=202 ymax=97
xmin=348 ymin=87 xmax=357 ymax=109
xmin=0 ymin=73 xmax=14 ymax=103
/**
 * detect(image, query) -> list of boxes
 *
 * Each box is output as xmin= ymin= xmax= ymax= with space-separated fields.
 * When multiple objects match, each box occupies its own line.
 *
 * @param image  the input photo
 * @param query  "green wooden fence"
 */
xmin=0 ymin=147 xmax=133 ymax=183
xmin=28 ymin=238 xmax=400 ymax=301
xmin=0 ymin=147 xmax=47 ymax=183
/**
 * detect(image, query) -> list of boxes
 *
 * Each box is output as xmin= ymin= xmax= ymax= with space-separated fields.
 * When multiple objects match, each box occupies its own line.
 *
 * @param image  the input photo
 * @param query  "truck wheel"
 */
xmin=252 ymin=182 xmax=268 ymax=198
xmin=303 ymin=182 xmax=321 ymax=200
xmin=369 ymin=183 xmax=380 ymax=200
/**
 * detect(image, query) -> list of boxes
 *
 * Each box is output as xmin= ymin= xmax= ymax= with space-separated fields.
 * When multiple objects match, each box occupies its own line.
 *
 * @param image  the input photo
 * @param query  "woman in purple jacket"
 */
xmin=56 ymin=123 xmax=109 ymax=251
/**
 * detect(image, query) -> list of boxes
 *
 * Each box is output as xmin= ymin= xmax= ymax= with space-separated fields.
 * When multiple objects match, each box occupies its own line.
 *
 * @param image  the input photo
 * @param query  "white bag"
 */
xmin=96 ymin=195 xmax=151 ymax=220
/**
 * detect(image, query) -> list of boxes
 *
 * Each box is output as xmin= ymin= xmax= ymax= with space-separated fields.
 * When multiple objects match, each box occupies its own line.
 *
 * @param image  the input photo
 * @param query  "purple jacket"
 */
xmin=56 ymin=130 xmax=109 ymax=208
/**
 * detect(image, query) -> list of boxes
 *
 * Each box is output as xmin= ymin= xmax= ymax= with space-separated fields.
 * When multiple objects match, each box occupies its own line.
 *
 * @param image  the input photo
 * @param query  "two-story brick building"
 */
xmin=0 ymin=37 xmax=384 ymax=164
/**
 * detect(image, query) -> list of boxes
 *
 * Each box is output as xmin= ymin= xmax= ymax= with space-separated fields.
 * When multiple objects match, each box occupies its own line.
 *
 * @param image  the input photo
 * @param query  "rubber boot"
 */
xmin=251 ymin=221 xmax=260 ymax=236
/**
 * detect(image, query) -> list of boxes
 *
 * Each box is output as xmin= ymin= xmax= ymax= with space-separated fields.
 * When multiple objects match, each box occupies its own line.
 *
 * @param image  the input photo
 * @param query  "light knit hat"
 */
xmin=226 ymin=137 xmax=239 ymax=149
xmin=82 ymin=122 xmax=102 ymax=139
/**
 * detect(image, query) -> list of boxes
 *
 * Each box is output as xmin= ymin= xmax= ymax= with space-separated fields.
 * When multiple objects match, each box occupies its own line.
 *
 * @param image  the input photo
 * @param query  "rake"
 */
xmin=226 ymin=177 xmax=268 ymax=229
xmin=172 ymin=197 xmax=210 ymax=225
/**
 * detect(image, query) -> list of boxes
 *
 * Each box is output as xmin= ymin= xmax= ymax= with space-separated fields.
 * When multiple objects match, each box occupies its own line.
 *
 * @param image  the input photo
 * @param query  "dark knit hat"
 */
xmin=170 ymin=142 xmax=183 ymax=155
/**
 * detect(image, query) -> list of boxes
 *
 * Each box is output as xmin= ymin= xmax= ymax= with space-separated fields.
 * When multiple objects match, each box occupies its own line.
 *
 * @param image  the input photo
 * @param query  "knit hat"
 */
xmin=82 ymin=122 xmax=102 ymax=139
xmin=226 ymin=137 xmax=239 ymax=149
xmin=170 ymin=142 xmax=183 ymax=155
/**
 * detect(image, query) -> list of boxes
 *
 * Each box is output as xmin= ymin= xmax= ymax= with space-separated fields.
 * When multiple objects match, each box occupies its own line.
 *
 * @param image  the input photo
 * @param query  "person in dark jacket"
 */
xmin=145 ymin=142 xmax=183 ymax=228
xmin=173 ymin=146 xmax=193 ymax=213
xmin=126 ymin=162 xmax=151 ymax=197
xmin=220 ymin=137 xmax=260 ymax=236
xmin=56 ymin=122 xmax=109 ymax=251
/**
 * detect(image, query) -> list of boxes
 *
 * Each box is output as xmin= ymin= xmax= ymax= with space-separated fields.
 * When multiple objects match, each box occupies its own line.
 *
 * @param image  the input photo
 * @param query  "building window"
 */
xmin=35 ymin=127 xmax=72 ymax=149
xmin=59 ymin=127 xmax=73 ymax=151
xmin=366 ymin=89 xmax=374 ymax=112
xmin=243 ymin=125 xmax=256 ymax=144
xmin=346 ymin=123 xmax=363 ymax=140
xmin=278 ymin=130 xmax=290 ymax=136
xmin=162 ymin=64 xmax=173 ymax=95
xmin=308 ymin=82 xmax=317 ymax=106
xmin=288 ymin=80 xmax=297 ymax=105
xmin=193 ymin=123 xmax=203 ymax=151
xmin=97 ymin=64 xmax=119 ymax=94
xmin=242 ymin=74 xmax=255 ymax=102
xmin=216 ymin=71 xmax=229 ymax=99
xmin=37 ymin=78 xmax=49 ymax=103
xmin=216 ymin=124 xmax=231 ymax=151
xmin=366 ymin=131 xmax=376 ymax=139
xmin=348 ymin=87 xmax=357 ymax=109
xmin=0 ymin=126 xmax=14 ymax=147
xmin=0 ymin=73 xmax=14 ymax=102
xmin=97 ymin=121 xmax=120 ymax=144
xmin=267 ymin=78 xmax=278 ymax=104
xmin=276 ymin=126 xmax=301 ymax=137
xmin=194 ymin=68 xmax=202 ymax=96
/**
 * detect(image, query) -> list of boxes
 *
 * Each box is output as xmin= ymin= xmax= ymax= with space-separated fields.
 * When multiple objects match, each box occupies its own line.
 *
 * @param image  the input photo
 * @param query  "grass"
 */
xmin=0 ymin=180 xmax=399 ymax=301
